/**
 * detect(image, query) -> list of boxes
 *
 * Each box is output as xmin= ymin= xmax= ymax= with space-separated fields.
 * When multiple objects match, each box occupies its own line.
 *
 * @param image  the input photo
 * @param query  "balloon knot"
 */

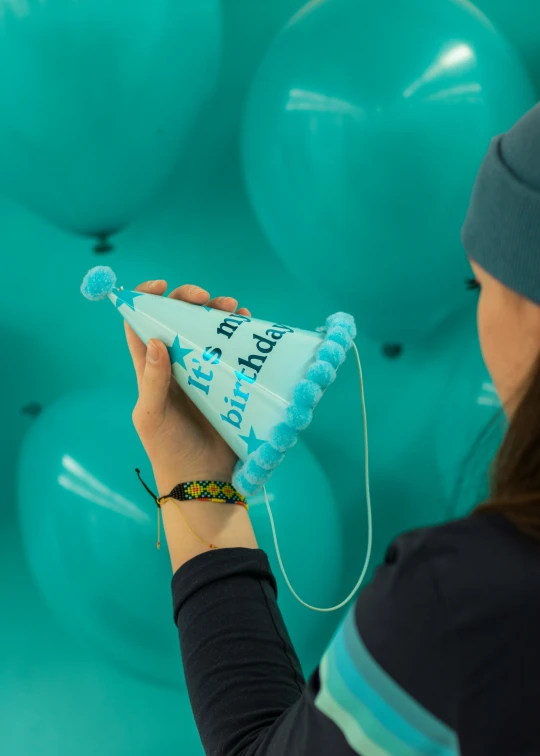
xmin=94 ymin=234 xmax=114 ymax=254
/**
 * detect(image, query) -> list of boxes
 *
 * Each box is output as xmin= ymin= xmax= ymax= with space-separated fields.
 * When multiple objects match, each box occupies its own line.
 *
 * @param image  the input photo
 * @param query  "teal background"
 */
xmin=0 ymin=0 xmax=534 ymax=753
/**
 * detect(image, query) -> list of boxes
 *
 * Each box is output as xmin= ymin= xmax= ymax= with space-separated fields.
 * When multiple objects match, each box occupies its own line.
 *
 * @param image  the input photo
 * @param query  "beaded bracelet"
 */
xmin=163 ymin=479 xmax=247 ymax=505
xmin=135 ymin=469 xmax=248 ymax=550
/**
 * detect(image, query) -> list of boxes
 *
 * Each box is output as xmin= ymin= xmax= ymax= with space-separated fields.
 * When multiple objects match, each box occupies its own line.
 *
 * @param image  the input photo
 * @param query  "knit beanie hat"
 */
xmin=461 ymin=101 xmax=540 ymax=304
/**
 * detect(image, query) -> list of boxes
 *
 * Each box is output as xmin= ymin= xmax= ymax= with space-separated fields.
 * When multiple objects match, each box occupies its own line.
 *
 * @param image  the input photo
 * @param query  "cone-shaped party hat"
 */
xmin=81 ymin=266 xmax=356 ymax=496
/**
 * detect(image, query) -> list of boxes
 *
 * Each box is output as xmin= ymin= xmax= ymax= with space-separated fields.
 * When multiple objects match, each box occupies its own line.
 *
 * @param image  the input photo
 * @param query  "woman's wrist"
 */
xmin=161 ymin=499 xmax=258 ymax=572
xmin=151 ymin=465 xmax=258 ymax=572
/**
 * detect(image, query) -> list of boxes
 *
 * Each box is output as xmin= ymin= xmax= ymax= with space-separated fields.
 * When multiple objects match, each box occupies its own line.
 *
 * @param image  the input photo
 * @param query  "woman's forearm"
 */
xmin=173 ymin=547 xmax=307 ymax=756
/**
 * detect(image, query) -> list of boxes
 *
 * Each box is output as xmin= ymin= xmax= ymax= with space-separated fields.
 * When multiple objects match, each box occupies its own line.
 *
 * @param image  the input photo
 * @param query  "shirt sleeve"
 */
xmin=172 ymin=532 xmax=460 ymax=756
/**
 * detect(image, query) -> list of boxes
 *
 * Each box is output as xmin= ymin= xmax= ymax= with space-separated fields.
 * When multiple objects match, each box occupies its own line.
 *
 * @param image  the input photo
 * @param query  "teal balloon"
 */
xmin=0 ymin=0 xmax=221 ymax=237
xmin=17 ymin=386 xmax=344 ymax=685
xmin=242 ymin=0 xmax=536 ymax=343
xmin=473 ymin=0 xmax=540 ymax=95
xmin=18 ymin=386 xmax=183 ymax=688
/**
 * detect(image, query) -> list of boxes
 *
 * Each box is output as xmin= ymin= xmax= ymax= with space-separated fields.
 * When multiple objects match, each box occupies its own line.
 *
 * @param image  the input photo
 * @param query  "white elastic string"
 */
xmin=262 ymin=341 xmax=372 ymax=612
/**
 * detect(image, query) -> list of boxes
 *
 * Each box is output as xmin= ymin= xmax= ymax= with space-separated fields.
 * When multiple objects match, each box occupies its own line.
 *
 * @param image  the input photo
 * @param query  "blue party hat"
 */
xmin=81 ymin=266 xmax=356 ymax=496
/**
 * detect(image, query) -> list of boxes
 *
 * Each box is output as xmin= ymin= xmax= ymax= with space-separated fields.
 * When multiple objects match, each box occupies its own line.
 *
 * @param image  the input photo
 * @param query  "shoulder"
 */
xmin=385 ymin=512 xmax=540 ymax=612
xmin=313 ymin=520 xmax=471 ymax=749
xmin=317 ymin=515 xmax=540 ymax=753
xmin=356 ymin=514 xmax=495 ymax=615
xmin=352 ymin=513 xmax=540 ymax=728
xmin=375 ymin=510 xmax=540 ymax=591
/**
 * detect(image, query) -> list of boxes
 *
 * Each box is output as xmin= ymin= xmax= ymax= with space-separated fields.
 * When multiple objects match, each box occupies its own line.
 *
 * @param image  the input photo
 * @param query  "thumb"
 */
xmin=138 ymin=339 xmax=172 ymax=420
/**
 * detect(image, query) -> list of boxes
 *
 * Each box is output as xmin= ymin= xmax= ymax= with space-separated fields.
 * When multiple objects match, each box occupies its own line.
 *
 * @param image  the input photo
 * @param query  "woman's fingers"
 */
xmin=125 ymin=280 xmax=167 ymax=388
xmin=205 ymin=297 xmax=252 ymax=317
xmin=168 ymin=284 xmax=251 ymax=316
xmin=135 ymin=339 xmax=171 ymax=426
xmin=125 ymin=322 xmax=144 ymax=384
xmin=206 ymin=295 xmax=239 ymax=312
xmin=168 ymin=284 xmax=210 ymax=305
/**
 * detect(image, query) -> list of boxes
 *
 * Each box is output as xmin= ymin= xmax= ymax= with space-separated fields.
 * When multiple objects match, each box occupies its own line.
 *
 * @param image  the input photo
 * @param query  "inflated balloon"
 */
xmin=17 ymin=386 xmax=344 ymax=684
xmin=473 ymin=0 xmax=540 ymax=95
xmin=0 ymin=0 xmax=221 ymax=242
xmin=18 ymin=386 xmax=183 ymax=687
xmin=242 ymin=0 xmax=536 ymax=344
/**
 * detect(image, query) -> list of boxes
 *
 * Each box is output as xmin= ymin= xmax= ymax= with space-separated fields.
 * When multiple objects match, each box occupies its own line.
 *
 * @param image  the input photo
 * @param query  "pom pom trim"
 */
xmin=80 ymin=265 xmax=117 ymax=301
xmin=233 ymin=312 xmax=355 ymax=496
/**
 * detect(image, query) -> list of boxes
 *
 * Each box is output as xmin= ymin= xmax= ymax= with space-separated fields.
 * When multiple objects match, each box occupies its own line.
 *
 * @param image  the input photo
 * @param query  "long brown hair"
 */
xmin=474 ymin=351 xmax=540 ymax=539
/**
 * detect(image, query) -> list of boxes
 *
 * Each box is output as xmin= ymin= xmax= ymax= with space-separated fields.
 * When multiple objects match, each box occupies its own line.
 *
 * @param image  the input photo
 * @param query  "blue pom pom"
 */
xmin=306 ymin=360 xmax=336 ymax=389
xmin=326 ymin=312 xmax=356 ymax=339
xmin=293 ymin=379 xmax=323 ymax=409
xmin=327 ymin=326 xmax=353 ymax=351
xmin=269 ymin=422 xmax=298 ymax=452
xmin=256 ymin=443 xmax=285 ymax=470
xmin=232 ymin=468 xmax=260 ymax=497
xmin=318 ymin=341 xmax=346 ymax=368
xmin=81 ymin=266 xmax=117 ymax=301
xmin=243 ymin=458 xmax=267 ymax=485
xmin=285 ymin=403 xmax=313 ymax=431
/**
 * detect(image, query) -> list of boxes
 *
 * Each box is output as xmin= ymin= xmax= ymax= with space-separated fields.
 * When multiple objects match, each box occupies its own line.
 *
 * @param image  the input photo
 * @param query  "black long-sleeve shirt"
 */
xmin=172 ymin=512 xmax=540 ymax=755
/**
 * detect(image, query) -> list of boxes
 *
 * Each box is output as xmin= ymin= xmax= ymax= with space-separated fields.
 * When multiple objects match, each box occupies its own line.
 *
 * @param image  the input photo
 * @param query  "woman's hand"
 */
xmin=125 ymin=279 xmax=252 ymax=498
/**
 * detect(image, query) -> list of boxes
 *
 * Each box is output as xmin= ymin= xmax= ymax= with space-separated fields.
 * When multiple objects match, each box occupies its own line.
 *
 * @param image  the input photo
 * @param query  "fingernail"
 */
xmin=147 ymin=340 xmax=159 ymax=362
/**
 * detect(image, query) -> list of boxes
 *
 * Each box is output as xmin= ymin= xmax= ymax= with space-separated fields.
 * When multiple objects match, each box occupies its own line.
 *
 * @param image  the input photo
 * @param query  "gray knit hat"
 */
xmin=461 ymin=101 xmax=540 ymax=304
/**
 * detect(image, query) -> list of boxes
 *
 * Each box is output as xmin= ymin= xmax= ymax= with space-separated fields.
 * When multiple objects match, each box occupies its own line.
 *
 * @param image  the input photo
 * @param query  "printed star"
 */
xmin=239 ymin=426 xmax=266 ymax=455
xmin=167 ymin=334 xmax=194 ymax=371
xmin=114 ymin=289 xmax=144 ymax=312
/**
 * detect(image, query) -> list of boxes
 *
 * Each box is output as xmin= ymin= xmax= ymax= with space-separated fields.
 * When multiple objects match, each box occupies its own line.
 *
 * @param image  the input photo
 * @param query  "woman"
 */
xmin=126 ymin=101 xmax=540 ymax=756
